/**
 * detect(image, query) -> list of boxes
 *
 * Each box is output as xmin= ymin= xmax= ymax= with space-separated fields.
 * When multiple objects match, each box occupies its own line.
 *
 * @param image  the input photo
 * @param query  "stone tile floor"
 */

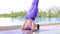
xmin=0 ymin=25 xmax=60 ymax=34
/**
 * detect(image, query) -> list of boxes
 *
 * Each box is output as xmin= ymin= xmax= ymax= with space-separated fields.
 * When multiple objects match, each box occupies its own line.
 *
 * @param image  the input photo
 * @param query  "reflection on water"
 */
xmin=0 ymin=18 xmax=60 ymax=26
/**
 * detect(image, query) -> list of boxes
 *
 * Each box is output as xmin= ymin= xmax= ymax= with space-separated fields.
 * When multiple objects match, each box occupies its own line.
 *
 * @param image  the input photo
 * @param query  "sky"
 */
xmin=0 ymin=0 xmax=60 ymax=14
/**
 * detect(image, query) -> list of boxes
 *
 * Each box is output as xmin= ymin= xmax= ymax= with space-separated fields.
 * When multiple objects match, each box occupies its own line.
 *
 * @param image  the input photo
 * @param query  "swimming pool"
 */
xmin=0 ymin=18 xmax=60 ymax=34
xmin=0 ymin=18 xmax=60 ymax=26
xmin=12 ymin=18 xmax=60 ymax=24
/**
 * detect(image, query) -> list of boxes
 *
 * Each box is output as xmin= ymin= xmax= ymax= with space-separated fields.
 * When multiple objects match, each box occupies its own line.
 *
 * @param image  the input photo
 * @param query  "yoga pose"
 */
xmin=21 ymin=0 xmax=39 ymax=31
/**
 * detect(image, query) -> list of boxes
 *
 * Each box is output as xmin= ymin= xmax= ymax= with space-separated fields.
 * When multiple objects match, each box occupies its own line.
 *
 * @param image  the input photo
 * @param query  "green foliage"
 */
xmin=0 ymin=9 xmax=60 ymax=18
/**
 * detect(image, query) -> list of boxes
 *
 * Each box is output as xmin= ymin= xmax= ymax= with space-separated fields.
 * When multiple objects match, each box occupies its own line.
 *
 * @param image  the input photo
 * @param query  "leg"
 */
xmin=22 ymin=0 xmax=39 ymax=30
xmin=26 ymin=0 xmax=39 ymax=20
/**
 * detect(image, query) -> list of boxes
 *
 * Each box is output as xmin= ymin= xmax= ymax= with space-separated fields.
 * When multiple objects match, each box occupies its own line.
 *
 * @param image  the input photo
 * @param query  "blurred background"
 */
xmin=0 ymin=0 xmax=60 ymax=26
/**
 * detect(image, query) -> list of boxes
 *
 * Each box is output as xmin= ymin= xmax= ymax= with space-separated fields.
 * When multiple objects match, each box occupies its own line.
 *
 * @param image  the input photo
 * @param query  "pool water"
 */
xmin=12 ymin=18 xmax=60 ymax=24
xmin=0 ymin=18 xmax=60 ymax=26
xmin=0 ymin=18 xmax=60 ymax=34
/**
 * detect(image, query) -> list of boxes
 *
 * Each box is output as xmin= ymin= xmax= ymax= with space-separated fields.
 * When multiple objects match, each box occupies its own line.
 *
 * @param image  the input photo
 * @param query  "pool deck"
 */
xmin=0 ymin=23 xmax=60 ymax=34
xmin=0 ymin=23 xmax=60 ymax=31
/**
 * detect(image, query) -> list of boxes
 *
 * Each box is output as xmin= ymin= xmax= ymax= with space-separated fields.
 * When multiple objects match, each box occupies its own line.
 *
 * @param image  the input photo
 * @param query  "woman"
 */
xmin=21 ymin=0 xmax=39 ymax=31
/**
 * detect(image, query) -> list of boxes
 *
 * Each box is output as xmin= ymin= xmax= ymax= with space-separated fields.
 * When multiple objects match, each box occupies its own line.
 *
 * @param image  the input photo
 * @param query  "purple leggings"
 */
xmin=26 ymin=0 xmax=39 ymax=20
